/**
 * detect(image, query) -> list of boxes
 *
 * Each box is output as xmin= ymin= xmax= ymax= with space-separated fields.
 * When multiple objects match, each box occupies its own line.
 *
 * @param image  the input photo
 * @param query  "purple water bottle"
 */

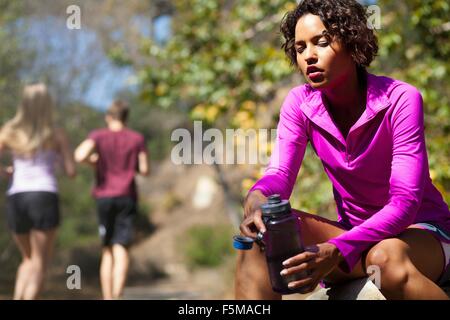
xmin=259 ymin=194 xmax=309 ymax=294
xmin=233 ymin=194 xmax=311 ymax=294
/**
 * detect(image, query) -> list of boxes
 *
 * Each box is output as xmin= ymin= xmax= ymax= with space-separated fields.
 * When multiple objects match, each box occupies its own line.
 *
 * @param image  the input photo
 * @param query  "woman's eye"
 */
xmin=318 ymin=41 xmax=329 ymax=47
xmin=296 ymin=47 xmax=305 ymax=54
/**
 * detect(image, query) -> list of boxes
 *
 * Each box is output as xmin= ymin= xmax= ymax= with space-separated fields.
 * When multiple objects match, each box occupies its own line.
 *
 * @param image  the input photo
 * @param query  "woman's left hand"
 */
xmin=280 ymin=242 xmax=343 ymax=293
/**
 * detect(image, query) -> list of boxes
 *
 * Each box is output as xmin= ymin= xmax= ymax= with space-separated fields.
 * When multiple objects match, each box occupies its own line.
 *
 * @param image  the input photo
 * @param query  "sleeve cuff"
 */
xmin=248 ymin=185 xmax=271 ymax=197
xmin=327 ymin=238 xmax=360 ymax=274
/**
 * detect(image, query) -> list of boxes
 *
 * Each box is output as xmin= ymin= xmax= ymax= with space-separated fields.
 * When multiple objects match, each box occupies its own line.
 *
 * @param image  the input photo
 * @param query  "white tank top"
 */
xmin=7 ymin=149 xmax=58 ymax=195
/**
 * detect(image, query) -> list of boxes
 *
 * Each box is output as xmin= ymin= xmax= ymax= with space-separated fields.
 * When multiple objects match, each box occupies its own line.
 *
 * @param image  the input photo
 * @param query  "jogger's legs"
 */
xmin=100 ymin=247 xmax=114 ymax=300
xmin=112 ymin=244 xmax=129 ymax=299
xmin=11 ymin=233 xmax=32 ymax=300
xmin=22 ymin=228 xmax=57 ymax=300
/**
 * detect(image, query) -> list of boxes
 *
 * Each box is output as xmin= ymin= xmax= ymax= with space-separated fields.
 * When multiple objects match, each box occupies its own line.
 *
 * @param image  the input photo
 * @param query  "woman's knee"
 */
xmin=19 ymin=258 xmax=33 ymax=273
xmin=366 ymin=239 xmax=410 ymax=292
xmin=29 ymin=250 xmax=49 ymax=275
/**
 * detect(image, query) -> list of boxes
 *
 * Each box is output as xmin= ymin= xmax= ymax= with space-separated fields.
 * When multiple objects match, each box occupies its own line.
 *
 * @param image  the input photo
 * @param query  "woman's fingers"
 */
xmin=239 ymin=216 xmax=256 ymax=238
xmin=287 ymin=275 xmax=315 ymax=289
xmin=240 ymin=215 xmax=263 ymax=238
xmin=286 ymin=269 xmax=321 ymax=292
xmin=252 ymin=209 xmax=266 ymax=233
xmin=280 ymin=260 xmax=315 ymax=276
xmin=283 ymin=250 xmax=317 ymax=267
xmin=240 ymin=207 xmax=266 ymax=238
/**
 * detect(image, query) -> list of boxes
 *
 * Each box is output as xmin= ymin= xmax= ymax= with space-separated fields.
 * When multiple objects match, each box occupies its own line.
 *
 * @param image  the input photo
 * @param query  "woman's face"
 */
xmin=295 ymin=14 xmax=355 ymax=90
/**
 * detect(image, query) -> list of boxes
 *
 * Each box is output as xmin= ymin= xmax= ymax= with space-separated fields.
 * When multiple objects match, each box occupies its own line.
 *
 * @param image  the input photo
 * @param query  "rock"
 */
xmin=192 ymin=175 xmax=218 ymax=209
xmin=306 ymin=277 xmax=386 ymax=300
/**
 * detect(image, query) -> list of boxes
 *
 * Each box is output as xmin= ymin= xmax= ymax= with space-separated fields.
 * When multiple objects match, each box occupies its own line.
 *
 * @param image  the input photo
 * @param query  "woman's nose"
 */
xmin=304 ymin=46 xmax=318 ymax=64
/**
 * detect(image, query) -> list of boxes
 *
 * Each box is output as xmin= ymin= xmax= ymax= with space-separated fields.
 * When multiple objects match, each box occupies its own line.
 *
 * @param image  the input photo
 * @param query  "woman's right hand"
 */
xmin=0 ymin=165 xmax=13 ymax=178
xmin=240 ymin=189 xmax=268 ymax=239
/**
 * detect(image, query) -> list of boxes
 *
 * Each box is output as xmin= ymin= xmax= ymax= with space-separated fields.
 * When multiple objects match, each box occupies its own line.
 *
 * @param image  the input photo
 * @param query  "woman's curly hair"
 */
xmin=281 ymin=0 xmax=378 ymax=69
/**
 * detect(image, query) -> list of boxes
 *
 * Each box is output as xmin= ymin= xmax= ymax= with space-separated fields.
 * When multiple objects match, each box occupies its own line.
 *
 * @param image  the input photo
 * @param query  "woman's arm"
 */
xmin=55 ymin=128 xmax=76 ymax=178
xmin=249 ymin=89 xmax=309 ymax=200
xmin=241 ymin=89 xmax=309 ymax=239
xmin=328 ymin=86 xmax=427 ymax=273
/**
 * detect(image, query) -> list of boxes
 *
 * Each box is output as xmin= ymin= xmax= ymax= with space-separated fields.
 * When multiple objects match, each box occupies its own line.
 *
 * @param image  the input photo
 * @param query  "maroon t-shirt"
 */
xmin=88 ymin=128 xmax=147 ymax=199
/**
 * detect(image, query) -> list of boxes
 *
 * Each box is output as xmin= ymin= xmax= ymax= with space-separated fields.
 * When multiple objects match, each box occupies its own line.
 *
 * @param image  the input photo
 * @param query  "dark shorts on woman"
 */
xmin=6 ymin=191 xmax=60 ymax=234
xmin=96 ymin=196 xmax=137 ymax=247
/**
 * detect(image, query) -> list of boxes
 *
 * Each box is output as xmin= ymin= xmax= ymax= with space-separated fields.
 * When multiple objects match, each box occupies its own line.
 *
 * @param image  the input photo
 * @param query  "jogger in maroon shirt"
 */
xmin=75 ymin=100 xmax=149 ymax=299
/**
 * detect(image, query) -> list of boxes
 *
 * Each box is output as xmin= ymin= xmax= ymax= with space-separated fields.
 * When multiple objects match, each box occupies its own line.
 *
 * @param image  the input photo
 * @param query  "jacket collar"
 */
xmin=300 ymin=72 xmax=392 ymax=145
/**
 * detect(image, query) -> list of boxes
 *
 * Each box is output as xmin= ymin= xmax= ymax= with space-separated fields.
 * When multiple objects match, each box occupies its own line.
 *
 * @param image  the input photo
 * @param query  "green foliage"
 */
xmin=128 ymin=105 xmax=184 ymax=161
xmin=183 ymin=224 xmax=234 ymax=268
xmin=0 ymin=0 xmax=26 ymax=121
xmin=57 ymin=167 xmax=99 ymax=249
xmin=162 ymin=192 xmax=183 ymax=212
xmin=137 ymin=0 xmax=294 ymax=127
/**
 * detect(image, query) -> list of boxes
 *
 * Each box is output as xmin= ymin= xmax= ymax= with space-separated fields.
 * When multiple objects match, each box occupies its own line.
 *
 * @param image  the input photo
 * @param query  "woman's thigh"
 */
xmin=292 ymin=209 xmax=367 ymax=282
xmin=30 ymin=229 xmax=57 ymax=266
xmin=293 ymin=209 xmax=347 ymax=245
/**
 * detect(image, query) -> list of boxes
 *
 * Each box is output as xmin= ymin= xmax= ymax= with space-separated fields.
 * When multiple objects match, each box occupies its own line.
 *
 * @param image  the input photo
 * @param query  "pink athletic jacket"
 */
xmin=250 ymin=72 xmax=450 ymax=272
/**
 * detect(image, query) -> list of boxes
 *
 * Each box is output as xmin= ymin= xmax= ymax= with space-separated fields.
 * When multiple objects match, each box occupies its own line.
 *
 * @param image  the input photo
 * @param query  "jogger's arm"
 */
xmin=56 ymin=128 xmax=76 ymax=178
xmin=74 ymin=139 xmax=96 ymax=165
xmin=138 ymin=151 xmax=149 ymax=176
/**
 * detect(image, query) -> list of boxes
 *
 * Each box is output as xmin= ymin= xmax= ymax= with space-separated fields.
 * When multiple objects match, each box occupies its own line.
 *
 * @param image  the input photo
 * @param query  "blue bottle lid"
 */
xmin=233 ymin=235 xmax=254 ymax=250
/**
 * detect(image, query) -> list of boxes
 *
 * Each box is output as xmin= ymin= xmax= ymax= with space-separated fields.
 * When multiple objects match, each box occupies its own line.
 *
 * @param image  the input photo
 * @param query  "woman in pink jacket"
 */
xmin=236 ymin=0 xmax=450 ymax=300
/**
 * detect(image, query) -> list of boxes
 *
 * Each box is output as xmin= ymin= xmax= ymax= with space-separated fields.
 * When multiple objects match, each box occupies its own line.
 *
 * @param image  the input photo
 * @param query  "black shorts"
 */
xmin=96 ymin=197 xmax=137 ymax=247
xmin=6 ymin=192 xmax=60 ymax=234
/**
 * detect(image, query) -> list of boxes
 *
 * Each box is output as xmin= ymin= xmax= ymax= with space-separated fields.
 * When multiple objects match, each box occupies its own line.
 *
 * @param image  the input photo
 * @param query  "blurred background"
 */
xmin=0 ymin=0 xmax=448 ymax=299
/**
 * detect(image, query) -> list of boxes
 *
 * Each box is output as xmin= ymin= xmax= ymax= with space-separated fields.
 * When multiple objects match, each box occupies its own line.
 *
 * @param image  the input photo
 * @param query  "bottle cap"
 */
xmin=260 ymin=194 xmax=291 ymax=217
xmin=233 ymin=235 xmax=254 ymax=250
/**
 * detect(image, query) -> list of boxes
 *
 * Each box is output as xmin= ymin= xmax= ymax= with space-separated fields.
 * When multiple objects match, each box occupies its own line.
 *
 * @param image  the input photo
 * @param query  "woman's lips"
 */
xmin=307 ymin=71 xmax=324 ymax=82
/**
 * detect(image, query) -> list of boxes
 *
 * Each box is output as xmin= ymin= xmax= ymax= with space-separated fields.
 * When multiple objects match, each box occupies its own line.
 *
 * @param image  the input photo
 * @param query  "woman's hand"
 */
xmin=0 ymin=165 xmax=13 ymax=178
xmin=5 ymin=166 xmax=13 ymax=176
xmin=240 ymin=190 xmax=267 ymax=238
xmin=280 ymin=242 xmax=343 ymax=293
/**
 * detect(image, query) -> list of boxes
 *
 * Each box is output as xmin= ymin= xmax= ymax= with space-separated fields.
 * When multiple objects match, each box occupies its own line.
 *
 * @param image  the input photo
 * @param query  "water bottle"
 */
xmin=233 ymin=194 xmax=310 ymax=294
